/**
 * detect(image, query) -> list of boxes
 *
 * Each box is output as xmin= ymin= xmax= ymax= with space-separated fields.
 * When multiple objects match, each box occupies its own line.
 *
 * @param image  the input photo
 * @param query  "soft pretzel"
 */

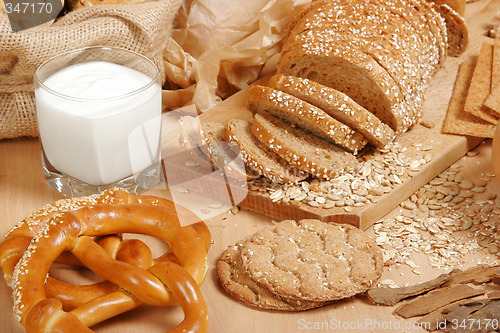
xmin=0 ymin=188 xmax=210 ymax=332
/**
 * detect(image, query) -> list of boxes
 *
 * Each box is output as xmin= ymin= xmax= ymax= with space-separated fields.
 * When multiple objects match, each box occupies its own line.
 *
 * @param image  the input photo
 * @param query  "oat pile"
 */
xmin=249 ymin=143 xmax=500 ymax=285
xmin=250 ymin=141 xmax=432 ymax=212
xmin=374 ymin=151 xmax=500 ymax=282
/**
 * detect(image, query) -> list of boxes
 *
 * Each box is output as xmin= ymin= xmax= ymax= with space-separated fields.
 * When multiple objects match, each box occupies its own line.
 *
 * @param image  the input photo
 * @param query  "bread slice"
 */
xmin=252 ymin=112 xmax=358 ymax=179
xmin=427 ymin=0 xmax=466 ymax=16
xmin=277 ymin=38 xmax=407 ymax=134
xmin=282 ymin=29 xmax=421 ymax=128
xmin=433 ymin=3 xmax=469 ymax=57
xmin=407 ymin=0 xmax=448 ymax=64
xmin=200 ymin=122 xmax=260 ymax=180
xmin=247 ymin=85 xmax=367 ymax=154
xmin=462 ymin=41 xmax=498 ymax=124
xmin=269 ymin=74 xmax=395 ymax=148
xmin=226 ymin=119 xmax=308 ymax=184
xmin=281 ymin=0 xmax=438 ymax=129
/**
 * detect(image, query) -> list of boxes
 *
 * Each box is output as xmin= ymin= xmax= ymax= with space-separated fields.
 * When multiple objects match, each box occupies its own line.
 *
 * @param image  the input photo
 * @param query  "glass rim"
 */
xmin=34 ymin=45 xmax=161 ymax=102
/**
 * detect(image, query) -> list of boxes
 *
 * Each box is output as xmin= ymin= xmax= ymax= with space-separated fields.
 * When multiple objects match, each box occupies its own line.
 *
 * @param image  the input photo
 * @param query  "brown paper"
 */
xmin=162 ymin=0 xmax=312 ymax=112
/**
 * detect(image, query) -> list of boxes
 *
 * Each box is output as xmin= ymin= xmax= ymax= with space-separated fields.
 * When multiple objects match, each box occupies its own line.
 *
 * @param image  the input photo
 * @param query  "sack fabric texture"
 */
xmin=0 ymin=0 xmax=182 ymax=139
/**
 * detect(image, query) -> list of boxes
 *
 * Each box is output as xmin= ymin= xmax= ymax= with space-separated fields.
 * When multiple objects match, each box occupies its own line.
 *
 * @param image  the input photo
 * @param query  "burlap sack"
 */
xmin=0 ymin=0 xmax=182 ymax=140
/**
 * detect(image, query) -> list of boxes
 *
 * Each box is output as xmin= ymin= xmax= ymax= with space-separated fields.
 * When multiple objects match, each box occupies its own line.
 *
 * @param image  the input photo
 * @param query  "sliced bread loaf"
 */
xmin=226 ymin=119 xmax=309 ymax=184
xmin=282 ymin=30 xmax=421 ymax=128
xmin=432 ymin=3 xmax=468 ymax=57
xmin=277 ymin=40 xmax=407 ymax=133
xmin=269 ymin=74 xmax=396 ymax=148
xmin=247 ymin=85 xmax=367 ymax=154
xmin=251 ymin=112 xmax=358 ymax=180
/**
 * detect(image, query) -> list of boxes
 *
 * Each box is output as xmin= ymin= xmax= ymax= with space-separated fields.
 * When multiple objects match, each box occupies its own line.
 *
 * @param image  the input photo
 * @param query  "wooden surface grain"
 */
xmin=0 ymin=1 xmax=498 ymax=332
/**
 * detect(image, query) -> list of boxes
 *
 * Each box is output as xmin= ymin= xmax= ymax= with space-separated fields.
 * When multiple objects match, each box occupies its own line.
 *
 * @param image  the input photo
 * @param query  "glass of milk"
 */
xmin=34 ymin=46 xmax=162 ymax=198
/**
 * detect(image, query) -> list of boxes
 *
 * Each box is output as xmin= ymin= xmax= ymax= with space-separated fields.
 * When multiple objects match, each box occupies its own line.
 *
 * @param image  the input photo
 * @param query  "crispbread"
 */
xmin=226 ymin=119 xmax=308 ymax=184
xmin=268 ymin=74 xmax=395 ymax=148
xmin=490 ymin=38 xmax=500 ymax=89
xmin=239 ymin=219 xmax=383 ymax=302
xmin=247 ymin=85 xmax=367 ymax=154
xmin=251 ymin=112 xmax=358 ymax=179
xmin=483 ymin=39 xmax=500 ymax=115
xmin=442 ymin=60 xmax=496 ymax=138
xmin=217 ymin=237 xmax=330 ymax=311
xmin=463 ymin=41 xmax=498 ymax=124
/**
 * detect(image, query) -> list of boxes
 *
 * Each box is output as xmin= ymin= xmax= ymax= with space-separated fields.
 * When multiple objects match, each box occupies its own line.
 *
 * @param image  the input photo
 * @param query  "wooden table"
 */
xmin=0 ymin=1 xmax=498 ymax=332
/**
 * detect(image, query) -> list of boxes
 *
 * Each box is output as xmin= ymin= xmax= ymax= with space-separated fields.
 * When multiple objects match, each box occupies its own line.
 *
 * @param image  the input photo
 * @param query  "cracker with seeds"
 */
xmin=463 ymin=41 xmax=498 ymax=124
xmin=442 ymin=60 xmax=496 ymax=138
xmin=484 ymin=38 xmax=500 ymax=115
xmin=238 ymin=219 xmax=383 ymax=302
xmin=217 ymin=237 xmax=330 ymax=311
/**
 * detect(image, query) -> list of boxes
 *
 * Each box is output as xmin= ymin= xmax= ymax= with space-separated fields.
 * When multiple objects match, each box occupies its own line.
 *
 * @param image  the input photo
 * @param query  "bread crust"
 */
xmin=227 ymin=119 xmax=308 ymax=184
xmin=269 ymin=74 xmax=396 ymax=148
xmin=248 ymin=85 xmax=367 ymax=153
xmin=251 ymin=112 xmax=358 ymax=179
xmin=277 ymin=42 xmax=405 ymax=133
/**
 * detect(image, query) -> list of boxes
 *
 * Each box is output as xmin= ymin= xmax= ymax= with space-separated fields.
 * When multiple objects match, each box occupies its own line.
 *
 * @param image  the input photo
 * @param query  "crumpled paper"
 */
xmin=162 ymin=0 xmax=311 ymax=112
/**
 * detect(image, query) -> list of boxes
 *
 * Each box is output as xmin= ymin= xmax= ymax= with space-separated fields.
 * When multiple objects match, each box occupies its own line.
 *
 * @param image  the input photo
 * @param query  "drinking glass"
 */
xmin=35 ymin=46 xmax=162 ymax=198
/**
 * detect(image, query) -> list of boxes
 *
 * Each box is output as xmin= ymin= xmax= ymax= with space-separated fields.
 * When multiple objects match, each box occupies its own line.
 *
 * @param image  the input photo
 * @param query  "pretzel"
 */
xmin=0 ymin=188 xmax=211 ymax=332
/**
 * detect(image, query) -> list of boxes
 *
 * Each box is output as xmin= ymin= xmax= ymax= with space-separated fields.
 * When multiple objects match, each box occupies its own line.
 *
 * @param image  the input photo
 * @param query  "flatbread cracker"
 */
xmin=463 ymin=41 xmax=498 ymax=124
xmin=442 ymin=60 xmax=496 ymax=138
xmin=217 ymin=237 xmax=330 ymax=311
xmin=239 ymin=220 xmax=383 ymax=302
xmin=483 ymin=39 xmax=500 ymax=116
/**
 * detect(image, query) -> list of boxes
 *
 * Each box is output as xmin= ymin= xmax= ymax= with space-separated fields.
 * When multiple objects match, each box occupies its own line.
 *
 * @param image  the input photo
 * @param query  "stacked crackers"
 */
xmin=442 ymin=36 xmax=500 ymax=138
xmin=217 ymin=219 xmax=383 ymax=311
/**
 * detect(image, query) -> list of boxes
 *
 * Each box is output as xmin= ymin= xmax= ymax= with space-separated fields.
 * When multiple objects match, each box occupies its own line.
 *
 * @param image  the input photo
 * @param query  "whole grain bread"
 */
xmin=269 ymin=74 xmax=395 ymax=148
xmin=433 ymin=3 xmax=469 ymax=57
xmin=282 ymin=29 xmax=422 ymax=128
xmin=277 ymin=38 xmax=408 ymax=134
xmin=251 ymin=112 xmax=358 ymax=179
xmin=247 ymin=85 xmax=367 ymax=154
xmin=428 ymin=0 xmax=466 ymax=16
xmin=226 ymin=119 xmax=309 ymax=184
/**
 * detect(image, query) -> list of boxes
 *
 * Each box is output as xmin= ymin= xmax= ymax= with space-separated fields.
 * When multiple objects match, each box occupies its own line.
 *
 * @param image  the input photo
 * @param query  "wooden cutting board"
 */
xmin=165 ymin=0 xmax=500 ymax=230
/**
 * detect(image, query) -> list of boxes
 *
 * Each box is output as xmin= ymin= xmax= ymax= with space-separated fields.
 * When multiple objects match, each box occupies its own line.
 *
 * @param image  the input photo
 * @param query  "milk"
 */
xmin=36 ymin=61 xmax=162 ymax=186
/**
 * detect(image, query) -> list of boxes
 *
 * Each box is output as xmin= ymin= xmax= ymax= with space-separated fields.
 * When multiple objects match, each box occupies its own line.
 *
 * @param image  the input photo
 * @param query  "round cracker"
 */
xmin=217 ymin=238 xmax=329 ymax=311
xmin=239 ymin=219 xmax=383 ymax=302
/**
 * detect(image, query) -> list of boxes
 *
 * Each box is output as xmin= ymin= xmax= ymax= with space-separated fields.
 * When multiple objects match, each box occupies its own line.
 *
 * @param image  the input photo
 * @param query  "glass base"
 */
xmin=42 ymin=151 xmax=162 ymax=198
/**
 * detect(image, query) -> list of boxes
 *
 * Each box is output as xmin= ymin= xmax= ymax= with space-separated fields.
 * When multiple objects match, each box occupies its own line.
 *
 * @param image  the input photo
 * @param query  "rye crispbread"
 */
xmin=442 ymin=60 xmax=496 ymax=138
xmin=217 ymin=237 xmax=330 ymax=311
xmin=238 ymin=219 xmax=383 ymax=302
xmin=463 ymin=41 xmax=498 ymax=125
